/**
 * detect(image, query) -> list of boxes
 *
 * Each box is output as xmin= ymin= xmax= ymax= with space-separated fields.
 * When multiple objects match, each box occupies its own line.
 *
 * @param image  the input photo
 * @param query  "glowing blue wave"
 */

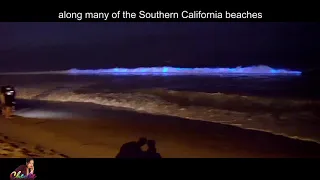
xmin=0 ymin=65 xmax=302 ymax=76
xmin=67 ymin=65 xmax=302 ymax=76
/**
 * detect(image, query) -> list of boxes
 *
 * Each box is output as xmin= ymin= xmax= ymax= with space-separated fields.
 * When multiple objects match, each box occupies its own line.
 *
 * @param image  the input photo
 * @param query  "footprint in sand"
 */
xmin=9 ymin=143 xmax=20 ymax=148
xmin=0 ymin=135 xmax=69 ymax=157
xmin=59 ymin=153 xmax=69 ymax=158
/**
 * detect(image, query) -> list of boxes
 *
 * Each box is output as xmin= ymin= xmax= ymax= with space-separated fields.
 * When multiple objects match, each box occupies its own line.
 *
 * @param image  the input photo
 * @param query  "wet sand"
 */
xmin=1 ymin=100 xmax=320 ymax=158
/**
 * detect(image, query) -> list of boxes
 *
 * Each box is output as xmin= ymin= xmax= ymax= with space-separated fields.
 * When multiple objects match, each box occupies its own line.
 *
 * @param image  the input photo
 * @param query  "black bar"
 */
xmin=0 ymin=158 xmax=318 ymax=179
xmin=0 ymin=7 xmax=319 ymax=22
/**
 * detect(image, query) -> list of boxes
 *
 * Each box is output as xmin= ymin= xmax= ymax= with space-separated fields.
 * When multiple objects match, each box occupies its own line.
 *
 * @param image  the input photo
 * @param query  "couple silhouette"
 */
xmin=116 ymin=137 xmax=162 ymax=158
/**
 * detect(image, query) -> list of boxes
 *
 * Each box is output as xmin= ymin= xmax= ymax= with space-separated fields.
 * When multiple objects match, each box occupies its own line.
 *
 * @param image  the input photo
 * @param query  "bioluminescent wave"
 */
xmin=0 ymin=65 xmax=302 ymax=76
xmin=68 ymin=65 xmax=302 ymax=76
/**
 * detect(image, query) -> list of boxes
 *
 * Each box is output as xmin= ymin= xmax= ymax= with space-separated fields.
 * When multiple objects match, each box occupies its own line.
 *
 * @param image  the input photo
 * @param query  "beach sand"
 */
xmin=0 ymin=132 xmax=67 ymax=158
xmin=1 ymin=100 xmax=320 ymax=158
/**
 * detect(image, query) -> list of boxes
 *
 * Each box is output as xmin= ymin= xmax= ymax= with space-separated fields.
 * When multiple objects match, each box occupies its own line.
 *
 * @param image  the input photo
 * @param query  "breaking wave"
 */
xmin=0 ymin=65 xmax=302 ymax=76
xmin=15 ymin=84 xmax=320 ymax=144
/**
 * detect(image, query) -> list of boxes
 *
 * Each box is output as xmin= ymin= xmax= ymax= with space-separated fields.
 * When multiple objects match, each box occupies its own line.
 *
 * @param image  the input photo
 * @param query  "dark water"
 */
xmin=0 ymin=74 xmax=319 ymax=100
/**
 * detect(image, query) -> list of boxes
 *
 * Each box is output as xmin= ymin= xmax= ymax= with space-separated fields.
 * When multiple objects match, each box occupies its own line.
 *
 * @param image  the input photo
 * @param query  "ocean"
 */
xmin=1 ymin=66 xmax=319 ymax=144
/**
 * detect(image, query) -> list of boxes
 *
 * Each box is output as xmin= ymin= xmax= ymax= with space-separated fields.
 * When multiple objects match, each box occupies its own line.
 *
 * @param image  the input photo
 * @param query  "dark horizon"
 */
xmin=0 ymin=22 xmax=319 ymax=72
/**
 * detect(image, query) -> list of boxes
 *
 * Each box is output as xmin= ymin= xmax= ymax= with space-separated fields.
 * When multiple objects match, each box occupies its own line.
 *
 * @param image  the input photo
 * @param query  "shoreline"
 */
xmin=16 ymin=99 xmax=320 ymax=145
xmin=1 ymin=99 xmax=320 ymax=158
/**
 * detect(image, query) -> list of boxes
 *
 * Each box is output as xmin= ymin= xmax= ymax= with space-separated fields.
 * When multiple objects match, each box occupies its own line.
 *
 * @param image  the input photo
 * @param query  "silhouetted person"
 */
xmin=116 ymin=137 xmax=147 ymax=158
xmin=1 ymin=85 xmax=16 ymax=118
xmin=144 ymin=140 xmax=162 ymax=158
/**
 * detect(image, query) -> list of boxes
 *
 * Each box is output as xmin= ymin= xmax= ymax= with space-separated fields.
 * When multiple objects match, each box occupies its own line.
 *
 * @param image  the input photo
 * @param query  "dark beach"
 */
xmin=1 ymin=99 xmax=320 ymax=158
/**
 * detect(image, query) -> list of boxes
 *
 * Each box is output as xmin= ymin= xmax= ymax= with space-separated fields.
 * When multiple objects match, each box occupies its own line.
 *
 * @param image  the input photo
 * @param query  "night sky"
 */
xmin=0 ymin=22 xmax=319 ymax=72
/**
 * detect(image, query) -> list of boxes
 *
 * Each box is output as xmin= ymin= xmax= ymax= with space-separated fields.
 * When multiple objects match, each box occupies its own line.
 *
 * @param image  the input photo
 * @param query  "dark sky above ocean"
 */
xmin=0 ymin=22 xmax=319 ymax=71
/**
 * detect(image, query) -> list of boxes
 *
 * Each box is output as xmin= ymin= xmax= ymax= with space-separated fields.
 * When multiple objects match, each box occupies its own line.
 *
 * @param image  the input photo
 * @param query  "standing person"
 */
xmin=1 ymin=85 xmax=16 ymax=118
xmin=0 ymin=88 xmax=5 ymax=116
